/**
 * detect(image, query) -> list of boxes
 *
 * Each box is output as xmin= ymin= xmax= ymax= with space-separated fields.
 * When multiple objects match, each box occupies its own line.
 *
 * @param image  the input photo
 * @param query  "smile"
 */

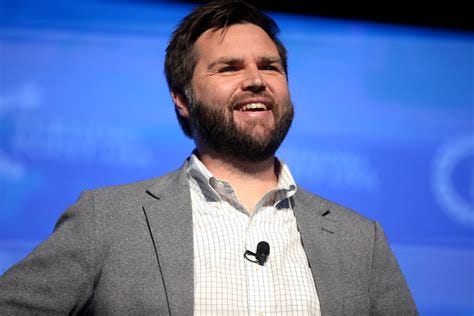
xmin=237 ymin=103 xmax=268 ymax=112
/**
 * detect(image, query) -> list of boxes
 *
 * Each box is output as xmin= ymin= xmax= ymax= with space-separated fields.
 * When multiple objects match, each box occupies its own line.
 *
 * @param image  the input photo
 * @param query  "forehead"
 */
xmin=193 ymin=23 xmax=280 ymax=61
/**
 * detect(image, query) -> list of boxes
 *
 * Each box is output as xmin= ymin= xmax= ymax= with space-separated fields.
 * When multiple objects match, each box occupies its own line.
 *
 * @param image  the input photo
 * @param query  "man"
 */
xmin=0 ymin=0 xmax=417 ymax=314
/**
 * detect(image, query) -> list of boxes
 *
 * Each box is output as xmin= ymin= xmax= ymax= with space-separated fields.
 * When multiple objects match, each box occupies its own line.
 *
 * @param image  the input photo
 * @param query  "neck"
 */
xmin=197 ymin=147 xmax=278 ymax=183
xmin=195 ymin=145 xmax=279 ymax=213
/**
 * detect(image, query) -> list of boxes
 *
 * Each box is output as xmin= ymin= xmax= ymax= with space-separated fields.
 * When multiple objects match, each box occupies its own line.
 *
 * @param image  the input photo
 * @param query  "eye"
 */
xmin=260 ymin=64 xmax=282 ymax=72
xmin=218 ymin=66 xmax=237 ymax=73
xmin=262 ymin=65 xmax=277 ymax=70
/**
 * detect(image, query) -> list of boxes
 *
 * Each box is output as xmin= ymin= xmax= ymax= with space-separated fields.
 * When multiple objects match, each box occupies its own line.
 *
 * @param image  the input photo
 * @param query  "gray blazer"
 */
xmin=0 ymin=162 xmax=417 ymax=315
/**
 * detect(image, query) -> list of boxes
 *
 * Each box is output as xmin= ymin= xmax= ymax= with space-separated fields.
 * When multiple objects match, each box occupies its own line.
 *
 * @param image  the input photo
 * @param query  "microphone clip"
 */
xmin=244 ymin=241 xmax=270 ymax=266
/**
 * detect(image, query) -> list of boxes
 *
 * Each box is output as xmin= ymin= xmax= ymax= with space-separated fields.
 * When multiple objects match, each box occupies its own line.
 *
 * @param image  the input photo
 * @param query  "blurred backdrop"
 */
xmin=0 ymin=0 xmax=473 ymax=314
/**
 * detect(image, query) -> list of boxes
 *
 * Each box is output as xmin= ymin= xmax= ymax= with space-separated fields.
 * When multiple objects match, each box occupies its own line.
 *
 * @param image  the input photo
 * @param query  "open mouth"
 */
xmin=236 ymin=103 xmax=269 ymax=112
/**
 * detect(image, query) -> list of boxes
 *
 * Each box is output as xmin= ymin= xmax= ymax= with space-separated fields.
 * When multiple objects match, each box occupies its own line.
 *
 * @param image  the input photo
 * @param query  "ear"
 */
xmin=171 ymin=91 xmax=190 ymax=118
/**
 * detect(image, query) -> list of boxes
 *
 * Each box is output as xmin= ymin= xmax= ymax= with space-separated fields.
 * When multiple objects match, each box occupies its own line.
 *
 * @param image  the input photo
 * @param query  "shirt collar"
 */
xmin=186 ymin=152 xmax=297 ymax=205
xmin=187 ymin=153 xmax=215 ymax=186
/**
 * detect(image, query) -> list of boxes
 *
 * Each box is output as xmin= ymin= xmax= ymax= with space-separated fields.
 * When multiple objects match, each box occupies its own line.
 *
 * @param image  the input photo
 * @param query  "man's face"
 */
xmin=185 ymin=23 xmax=294 ymax=161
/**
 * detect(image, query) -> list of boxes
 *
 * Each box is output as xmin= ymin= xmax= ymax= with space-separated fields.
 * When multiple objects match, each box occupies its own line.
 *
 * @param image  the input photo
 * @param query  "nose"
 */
xmin=241 ymin=66 xmax=266 ymax=93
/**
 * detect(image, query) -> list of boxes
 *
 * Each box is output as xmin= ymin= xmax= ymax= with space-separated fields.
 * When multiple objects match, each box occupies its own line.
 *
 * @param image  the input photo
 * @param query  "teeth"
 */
xmin=240 ymin=103 xmax=267 ymax=111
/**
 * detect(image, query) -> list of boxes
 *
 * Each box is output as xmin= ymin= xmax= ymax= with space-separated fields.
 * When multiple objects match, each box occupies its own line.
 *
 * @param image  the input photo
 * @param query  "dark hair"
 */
xmin=164 ymin=0 xmax=288 ymax=137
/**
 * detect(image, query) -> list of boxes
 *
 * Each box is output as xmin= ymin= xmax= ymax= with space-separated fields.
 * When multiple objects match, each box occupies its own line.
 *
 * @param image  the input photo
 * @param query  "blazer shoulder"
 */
xmin=295 ymin=186 xmax=374 ymax=226
xmin=68 ymin=165 xmax=187 ymax=218
xmin=88 ymin=166 xmax=184 ymax=199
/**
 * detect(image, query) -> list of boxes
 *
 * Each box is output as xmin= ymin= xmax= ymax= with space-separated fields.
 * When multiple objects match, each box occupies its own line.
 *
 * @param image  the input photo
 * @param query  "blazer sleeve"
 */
xmin=0 ymin=191 xmax=103 ymax=315
xmin=369 ymin=221 xmax=418 ymax=315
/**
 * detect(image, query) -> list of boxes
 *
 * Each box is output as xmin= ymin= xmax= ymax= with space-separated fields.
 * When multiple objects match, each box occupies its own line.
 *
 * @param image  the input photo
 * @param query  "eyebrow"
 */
xmin=258 ymin=56 xmax=283 ymax=65
xmin=208 ymin=57 xmax=242 ymax=70
xmin=208 ymin=56 xmax=283 ymax=70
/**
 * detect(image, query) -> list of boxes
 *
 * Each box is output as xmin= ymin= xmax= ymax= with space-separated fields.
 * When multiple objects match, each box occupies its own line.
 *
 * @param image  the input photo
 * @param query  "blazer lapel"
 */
xmin=143 ymin=165 xmax=193 ymax=315
xmin=293 ymin=189 xmax=345 ymax=315
xmin=140 ymin=165 xmax=348 ymax=314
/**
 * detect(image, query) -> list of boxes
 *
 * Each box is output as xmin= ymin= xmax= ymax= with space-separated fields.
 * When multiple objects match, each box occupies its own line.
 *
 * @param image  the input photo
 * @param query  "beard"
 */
xmin=186 ymin=90 xmax=294 ymax=162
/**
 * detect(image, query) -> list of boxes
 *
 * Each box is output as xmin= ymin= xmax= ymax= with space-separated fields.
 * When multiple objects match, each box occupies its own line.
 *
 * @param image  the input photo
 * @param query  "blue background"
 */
xmin=0 ymin=1 xmax=473 ymax=314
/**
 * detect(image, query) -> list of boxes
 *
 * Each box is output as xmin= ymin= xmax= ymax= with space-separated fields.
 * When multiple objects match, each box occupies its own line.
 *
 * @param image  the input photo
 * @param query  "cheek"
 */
xmin=193 ymin=79 xmax=237 ymax=105
xmin=266 ymin=76 xmax=289 ymax=97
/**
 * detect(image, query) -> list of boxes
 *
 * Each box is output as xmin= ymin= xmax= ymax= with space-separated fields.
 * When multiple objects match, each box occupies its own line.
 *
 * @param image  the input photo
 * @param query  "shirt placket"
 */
xmin=244 ymin=205 xmax=276 ymax=315
xmin=206 ymin=172 xmax=298 ymax=315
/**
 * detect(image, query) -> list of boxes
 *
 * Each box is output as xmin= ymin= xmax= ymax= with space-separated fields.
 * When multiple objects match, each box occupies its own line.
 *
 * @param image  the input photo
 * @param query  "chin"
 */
xmin=240 ymin=125 xmax=275 ymax=138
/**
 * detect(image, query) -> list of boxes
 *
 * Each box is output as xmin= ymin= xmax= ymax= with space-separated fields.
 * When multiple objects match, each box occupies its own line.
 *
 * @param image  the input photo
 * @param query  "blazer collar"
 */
xmin=143 ymin=162 xmax=194 ymax=315
xmin=142 ymin=161 xmax=345 ymax=315
xmin=293 ymin=189 xmax=344 ymax=314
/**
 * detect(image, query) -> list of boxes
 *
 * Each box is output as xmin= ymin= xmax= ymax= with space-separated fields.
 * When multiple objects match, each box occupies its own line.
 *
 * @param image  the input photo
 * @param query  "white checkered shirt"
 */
xmin=187 ymin=154 xmax=321 ymax=315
